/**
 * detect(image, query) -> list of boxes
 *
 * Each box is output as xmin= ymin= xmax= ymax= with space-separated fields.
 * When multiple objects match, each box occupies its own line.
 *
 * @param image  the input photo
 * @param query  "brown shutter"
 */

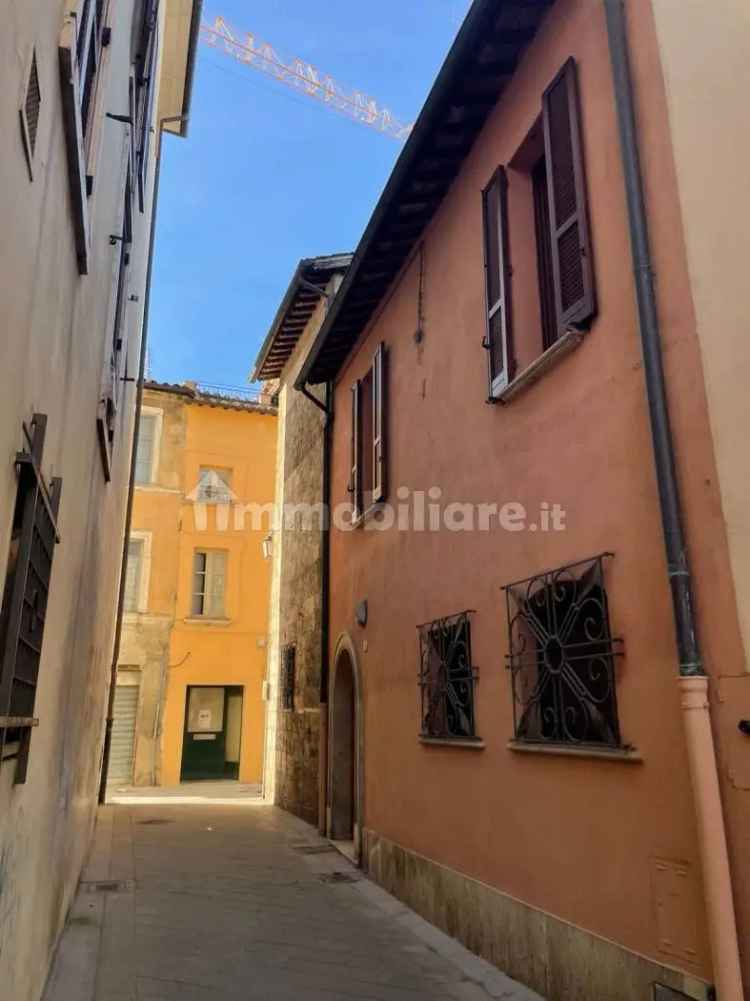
xmin=59 ymin=12 xmax=91 ymax=273
xmin=372 ymin=343 xmax=387 ymax=504
xmin=542 ymin=58 xmax=595 ymax=333
xmin=349 ymin=381 xmax=361 ymax=520
xmin=481 ymin=166 xmax=513 ymax=397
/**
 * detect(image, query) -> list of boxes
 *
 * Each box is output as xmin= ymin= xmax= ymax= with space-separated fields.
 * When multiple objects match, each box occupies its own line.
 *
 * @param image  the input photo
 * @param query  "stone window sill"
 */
xmin=183 ymin=616 xmax=233 ymax=627
xmin=507 ymin=740 xmax=642 ymax=763
xmin=420 ymin=736 xmax=486 ymax=750
xmin=493 ymin=327 xmax=586 ymax=405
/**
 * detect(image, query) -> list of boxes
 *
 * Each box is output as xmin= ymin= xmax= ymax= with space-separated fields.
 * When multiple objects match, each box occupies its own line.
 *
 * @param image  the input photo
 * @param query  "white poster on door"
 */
xmin=197 ymin=708 xmax=212 ymax=730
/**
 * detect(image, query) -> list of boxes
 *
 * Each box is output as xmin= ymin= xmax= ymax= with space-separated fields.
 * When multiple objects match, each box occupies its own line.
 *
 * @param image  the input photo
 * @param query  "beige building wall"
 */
xmin=650 ymin=0 xmax=750 ymax=986
xmin=0 ymin=4 xmax=197 ymax=1000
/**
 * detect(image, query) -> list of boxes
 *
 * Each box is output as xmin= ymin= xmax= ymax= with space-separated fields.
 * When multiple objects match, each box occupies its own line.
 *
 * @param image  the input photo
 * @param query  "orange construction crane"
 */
xmin=200 ymin=16 xmax=414 ymax=142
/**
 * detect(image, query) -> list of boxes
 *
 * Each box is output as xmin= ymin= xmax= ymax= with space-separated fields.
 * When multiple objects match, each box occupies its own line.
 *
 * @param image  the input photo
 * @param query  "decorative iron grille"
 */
xmin=504 ymin=554 xmax=623 ymax=748
xmin=281 ymin=644 xmax=296 ymax=711
xmin=0 ymin=415 xmax=62 ymax=783
xmin=418 ymin=611 xmax=478 ymax=740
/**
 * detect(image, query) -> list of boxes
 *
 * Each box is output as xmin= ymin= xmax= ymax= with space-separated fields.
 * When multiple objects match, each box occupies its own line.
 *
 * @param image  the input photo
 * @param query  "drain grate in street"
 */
xmin=319 ymin=871 xmax=360 ymax=884
xmin=137 ymin=818 xmax=173 ymax=825
xmin=81 ymin=880 xmax=132 ymax=894
xmin=292 ymin=844 xmax=339 ymax=855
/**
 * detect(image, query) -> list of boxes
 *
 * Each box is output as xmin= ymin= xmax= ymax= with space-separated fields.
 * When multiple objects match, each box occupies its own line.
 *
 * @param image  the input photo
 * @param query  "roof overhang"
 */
xmin=296 ymin=0 xmax=553 ymax=388
xmin=252 ymin=254 xmax=353 ymax=383
xmin=158 ymin=0 xmax=203 ymax=137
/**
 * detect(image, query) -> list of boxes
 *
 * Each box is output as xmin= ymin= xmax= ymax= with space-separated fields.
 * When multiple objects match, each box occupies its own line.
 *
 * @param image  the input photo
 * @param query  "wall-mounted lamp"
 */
xmin=262 ymin=533 xmax=273 ymax=560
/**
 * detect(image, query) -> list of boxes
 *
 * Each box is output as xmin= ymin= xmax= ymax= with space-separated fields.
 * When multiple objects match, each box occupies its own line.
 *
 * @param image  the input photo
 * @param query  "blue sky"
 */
xmin=148 ymin=0 xmax=471 ymax=388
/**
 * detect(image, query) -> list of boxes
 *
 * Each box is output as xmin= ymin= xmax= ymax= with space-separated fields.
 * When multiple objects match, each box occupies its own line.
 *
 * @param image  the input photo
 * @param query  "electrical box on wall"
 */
xmin=261 ymin=680 xmax=271 ymax=702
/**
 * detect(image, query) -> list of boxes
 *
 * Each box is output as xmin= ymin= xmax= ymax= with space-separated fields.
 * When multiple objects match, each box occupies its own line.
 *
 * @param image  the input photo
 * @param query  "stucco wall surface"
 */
xmin=649 ymin=1 xmax=750 ymax=987
xmin=0 ymin=3 xmax=176 ymax=1000
xmin=327 ymin=0 xmax=743 ymax=993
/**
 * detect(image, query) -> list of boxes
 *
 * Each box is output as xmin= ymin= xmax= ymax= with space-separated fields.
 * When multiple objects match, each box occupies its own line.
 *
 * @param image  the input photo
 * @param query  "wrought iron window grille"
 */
xmin=504 ymin=553 xmax=623 ymax=749
xmin=281 ymin=644 xmax=296 ymax=711
xmin=418 ymin=610 xmax=479 ymax=741
xmin=0 ymin=415 xmax=63 ymax=783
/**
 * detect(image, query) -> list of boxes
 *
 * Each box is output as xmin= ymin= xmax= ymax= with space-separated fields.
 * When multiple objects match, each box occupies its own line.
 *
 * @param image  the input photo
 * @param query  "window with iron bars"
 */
xmin=281 ymin=644 xmax=296 ymax=711
xmin=504 ymin=553 xmax=623 ymax=748
xmin=418 ymin=611 xmax=478 ymax=741
xmin=0 ymin=415 xmax=62 ymax=784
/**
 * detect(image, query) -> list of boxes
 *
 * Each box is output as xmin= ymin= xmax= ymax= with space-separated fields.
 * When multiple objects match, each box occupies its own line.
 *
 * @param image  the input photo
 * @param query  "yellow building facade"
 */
xmin=114 ymin=382 xmax=277 ymax=788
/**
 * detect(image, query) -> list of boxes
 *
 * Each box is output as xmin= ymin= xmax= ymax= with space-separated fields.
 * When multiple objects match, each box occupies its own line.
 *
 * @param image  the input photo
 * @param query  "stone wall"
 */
xmin=364 ymin=829 xmax=712 ymax=1001
xmin=274 ymin=382 xmax=325 ymax=824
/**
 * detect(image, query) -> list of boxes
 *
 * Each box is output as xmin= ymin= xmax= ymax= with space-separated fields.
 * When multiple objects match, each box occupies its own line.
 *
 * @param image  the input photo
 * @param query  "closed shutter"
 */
xmin=206 ymin=551 xmax=226 ymax=617
xmin=372 ymin=344 xmax=387 ymax=504
xmin=542 ymin=58 xmax=595 ymax=333
xmin=108 ymin=685 xmax=138 ymax=785
xmin=482 ymin=167 xmax=513 ymax=397
xmin=134 ymin=414 xmax=155 ymax=483
xmin=349 ymin=381 xmax=361 ymax=520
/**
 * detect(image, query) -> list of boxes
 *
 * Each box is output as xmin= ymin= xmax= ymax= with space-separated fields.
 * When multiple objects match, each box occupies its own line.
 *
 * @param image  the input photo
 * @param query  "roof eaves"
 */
xmin=251 ymin=253 xmax=353 ymax=383
xmin=295 ymin=0 xmax=553 ymax=389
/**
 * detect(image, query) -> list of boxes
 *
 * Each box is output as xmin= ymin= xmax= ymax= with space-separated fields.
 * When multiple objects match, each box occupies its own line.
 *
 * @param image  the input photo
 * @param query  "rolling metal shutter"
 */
xmin=108 ymin=685 xmax=138 ymax=785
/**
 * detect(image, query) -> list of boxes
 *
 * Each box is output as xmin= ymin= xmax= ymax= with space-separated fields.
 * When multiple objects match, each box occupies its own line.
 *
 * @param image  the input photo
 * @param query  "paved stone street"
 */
xmin=44 ymin=802 xmax=542 ymax=1001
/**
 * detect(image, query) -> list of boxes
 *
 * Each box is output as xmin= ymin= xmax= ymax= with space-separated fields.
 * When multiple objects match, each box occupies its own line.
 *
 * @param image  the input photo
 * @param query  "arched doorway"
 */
xmin=329 ymin=641 xmax=361 ymax=857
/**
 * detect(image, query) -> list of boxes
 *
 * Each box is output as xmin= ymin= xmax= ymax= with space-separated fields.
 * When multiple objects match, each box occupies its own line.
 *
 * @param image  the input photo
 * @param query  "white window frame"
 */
xmin=135 ymin=406 xmax=162 ymax=486
xmin=124 ymin=530 xmax=152 ymax=615
xmin=191 ymin=550 xmax=228 ymax=619
xmin=196 ymin=467 xmax=233 ymax=504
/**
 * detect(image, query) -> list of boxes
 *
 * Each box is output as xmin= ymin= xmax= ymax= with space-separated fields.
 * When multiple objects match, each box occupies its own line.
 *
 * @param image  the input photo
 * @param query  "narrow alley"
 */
xmin=44 ymin=800 xmax=541 ymax=1001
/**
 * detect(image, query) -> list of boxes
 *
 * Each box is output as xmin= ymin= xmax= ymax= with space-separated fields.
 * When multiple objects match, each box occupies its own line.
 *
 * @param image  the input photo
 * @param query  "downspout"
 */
xmin=318 ymin=382 xmax=332 ymax=835
xmin=98 ymin=115 xmax=188 ymax=803
xmin=603 ymin=4 xmax=743 ymax=999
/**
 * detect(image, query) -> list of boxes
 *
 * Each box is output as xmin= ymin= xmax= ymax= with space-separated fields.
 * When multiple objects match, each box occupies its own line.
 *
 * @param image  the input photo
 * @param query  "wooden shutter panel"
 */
xmin=542 ymin=58 xmax=595 ymax=333
xmin=372 ymin=344 xmax=387 ymax=504
xmin=349 ymin=381 xmax=361 ymax=520
xmin=482 ymin=167 xmax=513 ymax=397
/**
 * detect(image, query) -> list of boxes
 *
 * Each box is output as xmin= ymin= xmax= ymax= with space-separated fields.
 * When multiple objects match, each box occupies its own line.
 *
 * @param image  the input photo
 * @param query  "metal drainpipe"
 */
xmin=297 ymin=378 xmax=333 ymax=836
xmin=98 ymin=115 xmax=188 ymax=804
xmin=603 ymin=4 xmax=744 ymax=997
xmin=318 ymin=382 xmax=332 ymax=835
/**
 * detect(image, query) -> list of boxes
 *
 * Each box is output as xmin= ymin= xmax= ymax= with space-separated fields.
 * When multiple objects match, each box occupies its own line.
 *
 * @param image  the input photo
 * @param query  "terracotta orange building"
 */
xmin=291 ymin=2 xmax=750 ymax=1000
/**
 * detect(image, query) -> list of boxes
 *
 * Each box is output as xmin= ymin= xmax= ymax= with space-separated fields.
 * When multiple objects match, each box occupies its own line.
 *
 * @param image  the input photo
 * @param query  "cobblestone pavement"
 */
xmin=44 ymin=802 xmax=543 ymax=1001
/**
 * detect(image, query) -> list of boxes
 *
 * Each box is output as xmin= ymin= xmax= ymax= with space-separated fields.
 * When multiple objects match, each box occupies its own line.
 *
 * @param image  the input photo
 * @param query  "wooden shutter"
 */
xmin=542 ymin=58 xmax=595 ymax=333
xmin=350 ymin=381 xmax=361 ymax=520
xmin=482 ymin=167 xmax=513 ymax=397
xmin=372 ymin=344 xmax=387 ymax=504
xmin=59 ymin=11 xmax=92 ymax=273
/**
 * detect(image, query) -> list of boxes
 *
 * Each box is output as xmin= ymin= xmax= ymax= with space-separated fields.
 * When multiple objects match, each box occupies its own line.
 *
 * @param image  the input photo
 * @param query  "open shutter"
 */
xmin=542 ymin=58 xmax=595 ymax=333
xmin=349 ymin=381 xmax=361 ymax=520
xmin=372 ymin=344 xmax=387 ymax=504
xmin=482 ymin=167 xmax=513 ymax=397
xmin=59 ymin=11 xmax=92 ymax=273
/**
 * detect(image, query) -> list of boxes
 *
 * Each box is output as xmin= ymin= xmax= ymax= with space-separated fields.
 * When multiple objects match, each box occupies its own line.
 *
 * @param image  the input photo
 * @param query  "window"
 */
xmin=123 ymin=538 xmax=143 ymax=613
xmin=134 ymin=412 xmax=158 ymax=484
xmin=0 ymin=415 xmax=62 ymax=784
xmin=97 ymin=169 xmax=133 ymax=480
xmin=504 ymin=554 xmax=622 ymax=748
xmin=59 ymin=1 xmax=110 ymax=273
xmin=133 ymin=1 xmax=159 ymax=211
xmin=197 ymin=468 xmax=233 ymax=504
xmin=418 ymin=611 xmax=478 ymax=741
xmin=281 ymin=644 xmax=296 ymax=711
xmin=192 ymin=551 xmax=227 ymax=618
xmin=349 ymin=343 xmax=387 ymax=520
xmin=483 ymin=58 xmax=595 ymax=398
xmin=19 ymin=49 xmax=42 ymax=181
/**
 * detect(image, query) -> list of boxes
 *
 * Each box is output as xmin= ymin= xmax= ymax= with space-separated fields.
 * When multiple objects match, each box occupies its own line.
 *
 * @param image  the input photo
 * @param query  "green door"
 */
xmin=180 ymin=686 xmax=243 ymax=781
